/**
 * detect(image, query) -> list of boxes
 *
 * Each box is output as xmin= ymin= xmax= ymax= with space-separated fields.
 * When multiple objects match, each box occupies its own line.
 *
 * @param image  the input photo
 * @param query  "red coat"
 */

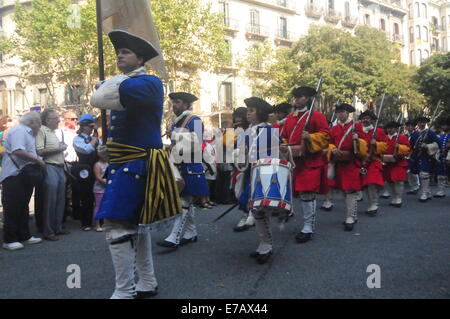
xmin=356 ymin=123 xmax=387 ymax=187
xmin=329 ymin=121 xmax=363 ymax=191
xmin=383 ymin=134 xmax=411 ymax=182
xmin=281 ymin=110 xmax=330 ymax=194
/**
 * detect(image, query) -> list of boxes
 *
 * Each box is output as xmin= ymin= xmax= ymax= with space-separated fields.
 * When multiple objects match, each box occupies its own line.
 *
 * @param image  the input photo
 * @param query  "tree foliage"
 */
xmin=242 ymin=25 xmax=424 ymax=120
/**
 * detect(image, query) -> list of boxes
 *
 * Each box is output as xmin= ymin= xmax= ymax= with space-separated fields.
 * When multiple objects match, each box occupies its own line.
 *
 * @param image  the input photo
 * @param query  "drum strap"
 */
xmin=338 ymin=125 xmax=353 ymax=150
xmin=288 ymin=112 xmax=308 ymax=143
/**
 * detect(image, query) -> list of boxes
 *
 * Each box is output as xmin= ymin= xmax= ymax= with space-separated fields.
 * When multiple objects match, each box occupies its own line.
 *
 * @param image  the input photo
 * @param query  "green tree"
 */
xmin=241 ymin=25 xmax=424 ymax=120
xmin=415 ymin=52 xmax=450 ymax=122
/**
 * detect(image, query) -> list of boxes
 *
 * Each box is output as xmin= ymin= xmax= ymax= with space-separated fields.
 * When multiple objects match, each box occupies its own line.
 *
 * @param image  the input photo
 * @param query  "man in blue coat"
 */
xmin=157 ymin=92 xmax=209 ymax=249
xmin=91 ymin=30 xmax=181 ymax=299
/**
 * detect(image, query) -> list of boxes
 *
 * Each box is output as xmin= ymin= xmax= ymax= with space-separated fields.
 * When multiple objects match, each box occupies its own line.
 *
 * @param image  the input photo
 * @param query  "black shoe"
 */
xmin=156 ymin=240 xmax=178 ymax=249
xmin=249 ymin=251 xmax=260 ymax=258
xmin=389 ymin=203 xmax=402 ymax=208
xmin=233 ymin=224 xmax=250 ymax=232
xmin=343 ymin=223 xmax=354 ymax=231
xmin=365 ymin=210 xmax=377 ymax=217
xmin=407 ymin=189 xmax=419 ymax=195
xmin=433 ymin=194 xmax=446 ymax=198
xmin=256 ymin=251 xmax=272 ymax=264
xmin=342 ymin=220 xmax=358 ymax=225
xmin=135 ymin=288 xmax=158 ymax=299
xmin=380 ymin=195 xmax=390 ymax=199
xmin=320 ymin=205 xmax=333 ymax=211
xmin=179 ymin=236 xmax=198 ymax=246
xmin=295 ymin=232 xmax=312 ymax=243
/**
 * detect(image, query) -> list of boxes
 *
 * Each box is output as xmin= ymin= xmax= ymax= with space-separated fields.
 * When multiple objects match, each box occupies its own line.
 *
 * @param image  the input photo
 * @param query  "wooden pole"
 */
xmin=96 ymin=0 xmax=107 ymax=144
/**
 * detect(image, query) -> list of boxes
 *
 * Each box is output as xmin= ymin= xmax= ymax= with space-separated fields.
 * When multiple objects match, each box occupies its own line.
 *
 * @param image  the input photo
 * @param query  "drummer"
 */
xmin=235 ymin=97 xmax=280 ymax=264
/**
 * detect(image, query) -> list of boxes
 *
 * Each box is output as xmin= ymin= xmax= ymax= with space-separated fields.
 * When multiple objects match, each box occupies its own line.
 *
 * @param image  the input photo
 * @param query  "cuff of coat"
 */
xmin=307 ymin=131 xmax=329 ymax=153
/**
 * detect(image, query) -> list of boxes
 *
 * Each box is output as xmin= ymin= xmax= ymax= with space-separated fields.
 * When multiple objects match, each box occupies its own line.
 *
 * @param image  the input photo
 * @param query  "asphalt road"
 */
xmin=0 ymin=187 xmax=449 ymax=299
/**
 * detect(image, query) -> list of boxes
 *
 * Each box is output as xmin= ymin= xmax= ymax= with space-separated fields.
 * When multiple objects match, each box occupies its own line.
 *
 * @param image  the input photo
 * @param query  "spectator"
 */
xmin=1 ymin=112 xmax=44 ymax=250
xmin=93 ymin=147 xmax=109 ymax=232
xmin=73 ymin=114 xmax=99 ymax=231
xmin=202 ymin=127 xmax=218 ymax=207
xmin=36 ymin=109 xmax=68 ymax=241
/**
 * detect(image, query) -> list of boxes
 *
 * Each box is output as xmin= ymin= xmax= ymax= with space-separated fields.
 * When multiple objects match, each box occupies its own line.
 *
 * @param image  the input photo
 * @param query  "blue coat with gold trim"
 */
xmin=96 ymin=74 xmax=164 ymax=224
xmin=172 ymin=114 xmax=209 ymax=197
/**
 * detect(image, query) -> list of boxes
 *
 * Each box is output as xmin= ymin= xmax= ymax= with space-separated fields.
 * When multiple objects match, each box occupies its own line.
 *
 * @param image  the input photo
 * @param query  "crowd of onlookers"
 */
xmin=0 ymin=110 xmax=107 ymax=251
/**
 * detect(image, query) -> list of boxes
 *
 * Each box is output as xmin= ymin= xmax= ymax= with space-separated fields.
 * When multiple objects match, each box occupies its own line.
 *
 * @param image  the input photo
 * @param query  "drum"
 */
xmin=249 ymin=158 xmax=293 ymax=214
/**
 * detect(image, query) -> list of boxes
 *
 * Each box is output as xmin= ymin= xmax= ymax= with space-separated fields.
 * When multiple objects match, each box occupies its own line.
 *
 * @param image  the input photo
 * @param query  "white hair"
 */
xmin=19 ymin=111 xmax=42 ymax=126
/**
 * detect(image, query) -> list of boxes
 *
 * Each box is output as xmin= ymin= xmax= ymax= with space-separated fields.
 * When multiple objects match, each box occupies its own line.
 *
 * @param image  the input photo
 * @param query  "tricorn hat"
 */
xmin=109 ymin=30 xmax=159 ymax=63
xmin=335 ymin=103 xmax=355 ymax=113
xmin=273 ymin=103 xmax=292 ymax=114
xmin=292 ymin=86 xmax=317 ymax=98
xmin=384 ymin=121 xmax=401 ymax=129
xmin=415 ymin=116 xmax=430 ymax=124
xmin=359 ymin=110 xmax=377 ymax=120
xmin=244 ymin=97 xmax=272 ymax=113
xmin=169 ymin=92 xmax=198 ymax=104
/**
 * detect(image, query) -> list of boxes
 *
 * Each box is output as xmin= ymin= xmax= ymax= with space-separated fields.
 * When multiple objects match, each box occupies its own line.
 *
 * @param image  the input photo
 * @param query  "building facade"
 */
xmin=0 ymin=0 xmax=449 ymax=122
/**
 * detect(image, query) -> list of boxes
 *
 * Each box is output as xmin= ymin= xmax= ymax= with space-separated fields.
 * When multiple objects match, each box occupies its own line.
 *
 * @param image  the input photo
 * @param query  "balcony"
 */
xmin=342 ymin=15 xmax=358 ymax=28
xmin=240 ymin=0 xmax=296 ymax=13
xmin=245 ymin=24 xmax=270 ymax=40
xmin=223 ymin=18 xmax=239 ymax=37
xmin=431 ymin=44 xmax=444 ymax=52
xmin=324 ymin=9 xmax=342 ymax=24
xmin=305 ymin=3 xmax=323 ymax=19
xmin=275 ymin=30 xmax=296 ymax=46
xmin=391 ymin=33 xmax=404 ymax=44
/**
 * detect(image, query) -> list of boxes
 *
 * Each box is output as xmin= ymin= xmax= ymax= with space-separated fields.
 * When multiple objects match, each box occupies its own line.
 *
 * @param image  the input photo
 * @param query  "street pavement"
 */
xmin=0 ymin=187 xmax=449 ymax=299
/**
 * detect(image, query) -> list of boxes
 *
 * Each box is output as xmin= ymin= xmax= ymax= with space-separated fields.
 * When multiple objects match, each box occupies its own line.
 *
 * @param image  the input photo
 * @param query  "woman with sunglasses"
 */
xmin=73 ymin=114 xmax=99 ymax=231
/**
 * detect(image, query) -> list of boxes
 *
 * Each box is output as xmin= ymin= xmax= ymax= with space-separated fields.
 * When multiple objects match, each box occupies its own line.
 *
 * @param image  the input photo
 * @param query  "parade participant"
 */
xmin=382 ymin=121 xmax=411 ymax=208
xmin=73 ymin=114 xmax=99 ymax=231
xmin=91 ymin=30 xmax=182 ymax=299
xmin=434 ymin=117 xmax=450 ymax=198
xmin=231 ymin=107 xmax=256 ymax=232
xmin=356 ymin=111 xmax=388 ymax=216
xmin=328 ymin=103 xmax=367 ymax=231
xmin=405 ymin=120 xmax=420 ymax=194
xmin=409 ymin=116 xmax=440 ymax=202
xmin=236 ymin=97 xmax=280 ymax=264
xmin=156 ymin=92 xmax=209 ymax=249
xmin=280 ymin=86 xmax=330 ymax=243
xmin=272 ymin=102 xmax=292 ymax=136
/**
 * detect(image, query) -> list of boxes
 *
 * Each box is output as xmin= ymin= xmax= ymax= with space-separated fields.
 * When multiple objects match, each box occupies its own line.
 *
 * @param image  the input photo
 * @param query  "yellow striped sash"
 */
xmin=107 ymin=141 xmax=182 ymax=224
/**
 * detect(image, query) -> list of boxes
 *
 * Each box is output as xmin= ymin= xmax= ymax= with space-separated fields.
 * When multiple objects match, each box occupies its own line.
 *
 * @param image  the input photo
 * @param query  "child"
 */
xmin=93 ymin=148 xmax=109 ymax=231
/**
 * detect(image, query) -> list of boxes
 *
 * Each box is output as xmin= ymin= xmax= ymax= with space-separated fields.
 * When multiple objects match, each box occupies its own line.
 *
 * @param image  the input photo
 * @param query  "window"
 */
xmin=409 ymin=27 xmax=414 ymax=43
xmin=224 ymin=39 xmax=232 ymax=66
xmin=364 ymin=14 xmax=370 ymax=26
xmin=422 ymin=4 xmax=427 ymax=19
xmin=328 ymin=0 xmax=334 ymax=10
xmin=250 ymin=9 xmax=260 ymax=34
xmin=416 ymin=25 xmax=421 ymax=39
xmin=417 ymin=49 xmax=422 ymax=64
xmin=423 ymin=26 xmax=428 ymax=42
xmin=432 ymin=16 xmax=438 ymax=27
xmin=278 ymin=17 xmax=288 ymax=38
xmin=394 ymin=23 xmax=399 ymax=35
xmin=219 ymin=1 xmax=229 ymax=26
xmin=34 ymin=88 xmax=48 ymax=106
xmin=220 ymin=82 xmax=233 ymax=109
xmin=410 ymin=50 xmax=414 ymax=65
xmin=424 ymin=50 xmax=429 ymax=60
xmin=415 ymin=2 xmax=420 ymax=18
xmin=408 ymin=4 xmax=413 ymax=19
xmin=442 ymin=16 xmax=447 ymax=29
xmin=65 ymin=85 xmax=85 ymax=105
xmin=380 ymin=19 xmax=386 ymax=31
xmin=345 ymin=2 xmax=350 ymax=18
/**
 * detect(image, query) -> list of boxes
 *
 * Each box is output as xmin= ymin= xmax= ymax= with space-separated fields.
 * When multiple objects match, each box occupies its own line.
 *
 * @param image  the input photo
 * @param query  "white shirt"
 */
xmin=55 ymin=128 xmax=78 ymax=162
xmin=0 ymin=124 xmax=38 ymax=183
xmin=73 ymin=133 xmax=97 ymax=155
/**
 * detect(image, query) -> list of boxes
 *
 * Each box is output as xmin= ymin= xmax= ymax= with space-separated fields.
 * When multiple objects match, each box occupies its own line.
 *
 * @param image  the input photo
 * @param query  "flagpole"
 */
xmin=96 ymin=0 xmax=107 ymax=144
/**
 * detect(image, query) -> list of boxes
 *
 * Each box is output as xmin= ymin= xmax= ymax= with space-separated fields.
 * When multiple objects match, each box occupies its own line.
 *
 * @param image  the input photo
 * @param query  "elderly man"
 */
xmin=91 ymin=30 xmax=181 ymax=299
xmin=1 ymin=112 xmax=45 ymax=250
xmin=36 ymin=109 xmax=68 ymax=241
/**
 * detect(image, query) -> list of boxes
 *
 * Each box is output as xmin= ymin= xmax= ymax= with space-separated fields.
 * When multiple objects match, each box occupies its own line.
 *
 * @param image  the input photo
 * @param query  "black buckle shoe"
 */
xmin=249 ymin=251 xmax=260 ymax=258
xmin=135 ymin=287 xmax=158 ymax=299
xmin=179 ymin=236 xmax=198 ymax=246
xmin=320 ymin=205 xmax=333 ymax=211
xmin=365 ymin=210 xmax=377 ymax=217
xmin=406 ymin=189 xmax=419 ymax=195
xmin=343 ymin=223 xmax=354 ymax=231
xmin=389 ymin=203 xmax=402 ymax=208
xmin=295 ymin=232 xmax=312 ymax=243
xmin=233 ymin=224 xmax=250 ymax=232
xmin=156 ymin=240 xmax=178 ymax=249
xmin=256 ymin=251 xmax=272 ymax=264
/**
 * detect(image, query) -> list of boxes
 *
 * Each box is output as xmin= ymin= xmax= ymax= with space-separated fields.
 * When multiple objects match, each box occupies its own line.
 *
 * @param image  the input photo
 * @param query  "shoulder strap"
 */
xmin=180 ymin=114 xmax=195 ymax=130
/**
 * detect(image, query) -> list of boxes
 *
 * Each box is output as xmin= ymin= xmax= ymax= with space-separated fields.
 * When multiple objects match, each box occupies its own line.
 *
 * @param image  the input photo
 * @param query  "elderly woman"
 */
xmin=36 ymin=109 xmax=68 ymax=241
xmin=1 ymin=112 xmax=45 ymax=250
xmin=73 ymin=114 xmax=100 ymax=231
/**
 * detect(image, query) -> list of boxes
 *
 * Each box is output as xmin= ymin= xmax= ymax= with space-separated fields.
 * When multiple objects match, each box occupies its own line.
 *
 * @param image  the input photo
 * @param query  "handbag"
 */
xmin=8 ymin=153 xmax=45 ymax=186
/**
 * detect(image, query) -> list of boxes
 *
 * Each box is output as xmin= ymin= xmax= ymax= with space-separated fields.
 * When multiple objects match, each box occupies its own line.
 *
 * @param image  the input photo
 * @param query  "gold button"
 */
xmin=108 ymin=180 xmax=112 ymax=184
xmin=124 ymin=168 xmax=129 ymax=172
xmin=110 ymin=126 xmax=115 ymax=131
xmin=112 ymin=116 xmax=117 ymax=120
xmin=107 ymin=137 xmax=114 ymax=142
xmin=135 ymin=175 xmax=140 ymax=179
xmin=111 ymin=169 xmax=116 ymax=174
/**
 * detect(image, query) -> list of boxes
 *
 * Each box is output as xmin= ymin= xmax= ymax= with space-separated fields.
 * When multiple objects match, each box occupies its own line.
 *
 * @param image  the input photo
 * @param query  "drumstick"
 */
xmin=211 ymin=203 xmax=239 ymax=223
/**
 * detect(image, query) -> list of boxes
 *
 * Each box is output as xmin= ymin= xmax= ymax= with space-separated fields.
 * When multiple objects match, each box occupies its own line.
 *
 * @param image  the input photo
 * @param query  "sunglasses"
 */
xmin=65 ymin=118 xmax=78 ymax=121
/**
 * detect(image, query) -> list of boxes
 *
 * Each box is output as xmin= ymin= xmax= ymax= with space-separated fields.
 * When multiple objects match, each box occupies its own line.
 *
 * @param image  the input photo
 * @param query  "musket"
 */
xmin=393 ymin=112 xmax=404 ymax=157
xmin=368 ymin=93 xmax=386 ymax=157
xmin=304 ymin=77 xmax=324 ymax=131
xmin=352 ymin=97 xmax=359 ymax=155
xmin=328 ymin=98 xmax=340 ymax=128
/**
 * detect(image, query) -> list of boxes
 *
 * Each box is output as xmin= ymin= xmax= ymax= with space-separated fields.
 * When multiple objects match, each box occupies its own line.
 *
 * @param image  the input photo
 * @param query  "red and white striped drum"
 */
xmin=249 ymin=158 xmax=293 ymax=214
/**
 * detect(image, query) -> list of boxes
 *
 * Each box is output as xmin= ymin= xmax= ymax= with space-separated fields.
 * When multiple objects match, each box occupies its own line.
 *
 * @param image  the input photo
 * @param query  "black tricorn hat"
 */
xmin=385 ymin=121 xmax=401 ymax=129
xmin=292 ymin=86 xmax=317 ymax=98
xmin=109 ymin=30 xmax=159 ymax=63
xmin=415 ymin=116 xmax=430 ymax=123
xmin=169 ymin=92 xmax=198 ymax=104
xmin=359 ymin=110 xmax=377 ymax=120
xmin=273 ymin=102 xmax=292 ymax=114
xmin=244 ymin=97 xmax=272 ymax=113
xmin=335 ymin=103 xmax=355 ymax=113
xmin=405 ymin=120 xmax=415 ymax=126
